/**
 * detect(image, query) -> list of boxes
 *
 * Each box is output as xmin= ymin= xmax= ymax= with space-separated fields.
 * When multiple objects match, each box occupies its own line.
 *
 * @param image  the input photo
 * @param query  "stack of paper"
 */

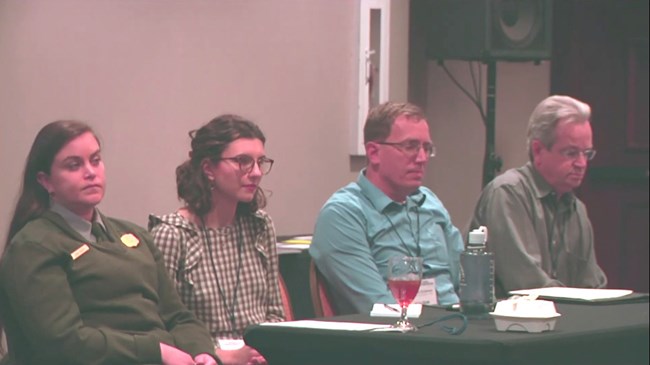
xmin=508 ymin=287 xmax=635 ymax=302
xmin=260 ymin=320 xmax=391 ymax=331
xmin=370 ymin=303 xmax=422 ymax=318
xmin=276 ymin=235 xmax=312 ymax=254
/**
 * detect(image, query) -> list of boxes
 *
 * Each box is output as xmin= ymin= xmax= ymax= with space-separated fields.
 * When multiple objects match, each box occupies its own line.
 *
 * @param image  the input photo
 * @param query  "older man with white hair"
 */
xmin=470 ymin=95 xmax=607 ymax=297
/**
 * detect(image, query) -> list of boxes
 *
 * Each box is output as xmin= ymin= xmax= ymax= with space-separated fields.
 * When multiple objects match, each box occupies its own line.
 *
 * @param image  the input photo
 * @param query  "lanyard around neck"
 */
xmin=383 ymin=203 xmax=422 ymax=257
xmin=201 ymin=217 xmax=244 ymax=331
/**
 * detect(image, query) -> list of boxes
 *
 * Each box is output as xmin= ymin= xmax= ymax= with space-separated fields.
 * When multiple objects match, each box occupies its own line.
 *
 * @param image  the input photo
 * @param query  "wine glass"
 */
xmin=387 ymin=256 xmax=423 ymax=332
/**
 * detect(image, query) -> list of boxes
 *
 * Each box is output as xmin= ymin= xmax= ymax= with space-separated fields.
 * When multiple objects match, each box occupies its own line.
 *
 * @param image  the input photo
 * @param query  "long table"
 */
xmin=244 ymin=301 xmax=649 ymax=365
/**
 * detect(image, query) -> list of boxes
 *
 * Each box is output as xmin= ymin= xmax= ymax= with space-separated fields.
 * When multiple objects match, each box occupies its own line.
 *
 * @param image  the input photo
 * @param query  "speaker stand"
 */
xmin=483 ymin=60 xmax=503 ymax=187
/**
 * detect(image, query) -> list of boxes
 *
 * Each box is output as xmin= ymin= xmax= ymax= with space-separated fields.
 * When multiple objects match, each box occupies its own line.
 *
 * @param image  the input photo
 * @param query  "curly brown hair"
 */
xmin=176 ymin=114 xmax=267 ymax=217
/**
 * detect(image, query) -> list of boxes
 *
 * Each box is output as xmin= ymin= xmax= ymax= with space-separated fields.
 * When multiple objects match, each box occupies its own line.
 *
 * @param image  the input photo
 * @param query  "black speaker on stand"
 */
xmin=423 ymin=0 xmax=553 ymax=185
xmin=427 ymin=0 xmax=553 ymax=62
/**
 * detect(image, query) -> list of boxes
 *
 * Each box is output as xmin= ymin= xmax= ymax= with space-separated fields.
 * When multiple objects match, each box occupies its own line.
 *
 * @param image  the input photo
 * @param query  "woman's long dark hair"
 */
xmin=4 ymin=120 xmax=96 ymax=252
xmin=176 ymin=114 xmax=267 ymax=218
xmin=1 ymin=120 xmax=96 ymax=350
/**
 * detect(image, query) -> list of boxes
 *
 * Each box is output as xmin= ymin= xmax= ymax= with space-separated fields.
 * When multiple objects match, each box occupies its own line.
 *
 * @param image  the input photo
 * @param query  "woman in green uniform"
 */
xmin=0 ymin=120 xmax=221 ymax=365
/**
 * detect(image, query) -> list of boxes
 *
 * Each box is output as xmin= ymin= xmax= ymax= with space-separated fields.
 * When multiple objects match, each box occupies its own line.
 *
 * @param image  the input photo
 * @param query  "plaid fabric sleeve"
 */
xmin=150 ymin=222 xmax=184 ymax=296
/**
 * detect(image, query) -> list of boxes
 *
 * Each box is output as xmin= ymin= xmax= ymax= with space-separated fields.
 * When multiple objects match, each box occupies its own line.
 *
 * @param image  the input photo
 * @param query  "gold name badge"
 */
xmin=71 ymin=244 xmax=90 ymax=260
xmin=120 ymin=233 xmax=140 ymax=248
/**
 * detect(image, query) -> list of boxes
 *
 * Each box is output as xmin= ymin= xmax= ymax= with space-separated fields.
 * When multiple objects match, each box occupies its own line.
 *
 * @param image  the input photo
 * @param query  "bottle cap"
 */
xmin=468 ymin=226 xmax=488 ymax=247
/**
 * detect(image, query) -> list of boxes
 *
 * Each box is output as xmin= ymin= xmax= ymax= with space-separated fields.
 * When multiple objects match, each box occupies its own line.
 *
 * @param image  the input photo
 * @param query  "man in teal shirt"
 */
xmin=309 ymin=102 xmax=463 ymax=315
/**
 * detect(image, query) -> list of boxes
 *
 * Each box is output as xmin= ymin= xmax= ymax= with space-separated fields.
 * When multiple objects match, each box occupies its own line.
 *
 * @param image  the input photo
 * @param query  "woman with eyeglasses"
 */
xmin=149 ymin=114 xmax=283 ymax=365
xmin=0 ymin=120 xmax=220 ymax=365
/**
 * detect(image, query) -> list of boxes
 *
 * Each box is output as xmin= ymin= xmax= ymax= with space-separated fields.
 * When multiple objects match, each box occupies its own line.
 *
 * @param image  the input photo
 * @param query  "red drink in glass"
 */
xmin=388 ymin=256 xmax=423 ymax=332
xmin=388 ymin=278 xmax=421 ymax=307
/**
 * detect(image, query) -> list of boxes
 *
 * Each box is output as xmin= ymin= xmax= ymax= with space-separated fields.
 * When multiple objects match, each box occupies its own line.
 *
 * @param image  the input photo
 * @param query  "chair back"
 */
xmin=278 ymin=275 xmax=295 ymax=321
xmin=309 ymin=260 xmax=336 ymax=317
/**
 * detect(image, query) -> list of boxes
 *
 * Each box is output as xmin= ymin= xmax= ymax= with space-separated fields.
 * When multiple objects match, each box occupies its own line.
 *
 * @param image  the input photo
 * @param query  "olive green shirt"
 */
xmin=470 ymin=162 xmax=607 ymax=297
xmin=0 ymin=210 xmax=217 ymax=365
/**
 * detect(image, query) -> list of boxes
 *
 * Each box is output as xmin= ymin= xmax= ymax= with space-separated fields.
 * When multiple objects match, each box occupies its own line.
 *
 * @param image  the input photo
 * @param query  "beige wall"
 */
xmin=0 ymin=0 xmax=549 ymax=246
xmin=422 ymin=60 xmax=550 ymax=234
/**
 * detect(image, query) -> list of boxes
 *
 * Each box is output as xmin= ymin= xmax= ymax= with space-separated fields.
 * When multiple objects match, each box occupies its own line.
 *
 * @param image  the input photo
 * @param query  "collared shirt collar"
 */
xmin=525 ymin=162 xmax=576 ymax=207
xmin=50 ymin=201 xmax=105 ymax=241
xmin=148 ymin=209 xmax=267 ymax=236
xmin=357 ymin=169 xmax=426 ymax=213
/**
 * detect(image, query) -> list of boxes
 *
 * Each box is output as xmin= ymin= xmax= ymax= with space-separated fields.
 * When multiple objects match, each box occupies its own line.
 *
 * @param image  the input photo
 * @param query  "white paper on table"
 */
xmin=290 ymin=235 xmax=313 ymax=240
xmin=259 ymin=320 xmax=391 ymax=331
xmin=509 ymin=287 xmax=633 ymax=301
xmin=276 ymin=243 xmax=311 ymax=250
xmin=369 ymin=303 xmax=422 ymax=318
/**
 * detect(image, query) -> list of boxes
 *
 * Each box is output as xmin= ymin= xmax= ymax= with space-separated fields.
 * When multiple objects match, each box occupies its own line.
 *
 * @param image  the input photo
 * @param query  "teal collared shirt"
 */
xmin=310 ymin=170 xmax=463 ymax=314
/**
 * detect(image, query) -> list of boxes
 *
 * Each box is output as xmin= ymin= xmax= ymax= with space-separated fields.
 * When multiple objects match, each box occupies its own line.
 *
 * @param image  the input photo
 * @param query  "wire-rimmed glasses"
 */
xmin=221 ymin=155 xmax=274 ymax=174
xmin=558 ymin=147 xmax=597 ymax=161
xmin=376 ymin=139 xmax=436 ymax=158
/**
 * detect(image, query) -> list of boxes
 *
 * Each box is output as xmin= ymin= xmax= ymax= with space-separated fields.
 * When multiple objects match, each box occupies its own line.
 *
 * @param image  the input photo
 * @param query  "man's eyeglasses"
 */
xmin=376 ymin=140 xmax=436 ymax=158
xmin=558 ymin=147 xmax=597 ymax=161
xmin=221 ymin=155 xmax=274 ymax=174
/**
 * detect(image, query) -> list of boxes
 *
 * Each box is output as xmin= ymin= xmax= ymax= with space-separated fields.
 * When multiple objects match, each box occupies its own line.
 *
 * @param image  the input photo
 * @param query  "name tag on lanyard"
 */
xmin=413 ymin=277 xmax=437 ymax=305
xmin=217 ymin=339 xmax=245 ymax=350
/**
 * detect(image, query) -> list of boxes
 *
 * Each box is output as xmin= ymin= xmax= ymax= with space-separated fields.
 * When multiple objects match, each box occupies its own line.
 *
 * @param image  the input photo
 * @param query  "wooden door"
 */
xmin=551 ymin=0 xmax=649 ymax=292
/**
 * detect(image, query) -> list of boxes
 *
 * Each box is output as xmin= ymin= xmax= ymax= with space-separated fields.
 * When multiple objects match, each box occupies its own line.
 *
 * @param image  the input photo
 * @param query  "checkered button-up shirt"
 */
xmin=149 ymin=210 xmax=285 ymax=341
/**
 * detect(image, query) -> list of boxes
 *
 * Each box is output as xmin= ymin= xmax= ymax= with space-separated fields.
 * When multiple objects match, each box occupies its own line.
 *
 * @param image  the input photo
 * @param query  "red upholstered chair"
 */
xmin=309 ymin=260 xmax=336 ymax=317
xmin=278 ymin=275 xmax=295 ymax=321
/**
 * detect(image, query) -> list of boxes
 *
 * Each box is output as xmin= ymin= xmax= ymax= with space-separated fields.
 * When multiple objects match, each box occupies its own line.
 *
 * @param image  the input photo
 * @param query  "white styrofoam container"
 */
xmin=489 ymin=299 xmax=561 ymax=333
xmin=490 ymin=313 xmax=561 ymax=333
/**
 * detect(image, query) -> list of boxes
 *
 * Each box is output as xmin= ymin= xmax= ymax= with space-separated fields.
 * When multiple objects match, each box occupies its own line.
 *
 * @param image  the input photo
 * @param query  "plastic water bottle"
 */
xmin=459 ymin=226 xmax=495 ymax=319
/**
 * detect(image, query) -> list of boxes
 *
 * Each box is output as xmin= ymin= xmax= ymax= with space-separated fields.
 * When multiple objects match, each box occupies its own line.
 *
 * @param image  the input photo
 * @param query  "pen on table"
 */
xmin=384 ymin=304 xmax=401 ymax=312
